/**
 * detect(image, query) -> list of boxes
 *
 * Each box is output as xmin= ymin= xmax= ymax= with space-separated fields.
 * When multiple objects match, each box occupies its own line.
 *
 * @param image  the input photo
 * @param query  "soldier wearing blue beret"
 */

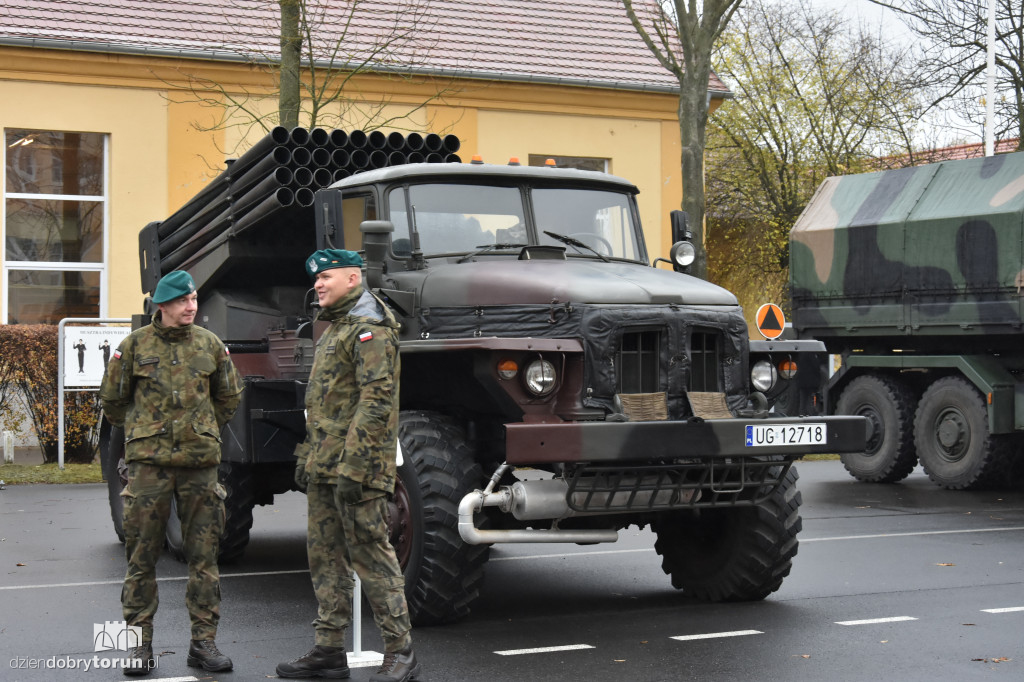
xmin=278 ymin=250 xmax=421 ymax=682
xmin=100 ymin=269 xmax=243 ymax=676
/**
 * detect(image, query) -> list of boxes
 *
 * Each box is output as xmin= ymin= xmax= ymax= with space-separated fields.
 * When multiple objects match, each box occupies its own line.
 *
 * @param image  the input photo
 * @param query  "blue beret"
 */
xmin=153 ymin=270 xmax=196 ymax=304
xmin=305 ymin=249 xmax=363 ymax=277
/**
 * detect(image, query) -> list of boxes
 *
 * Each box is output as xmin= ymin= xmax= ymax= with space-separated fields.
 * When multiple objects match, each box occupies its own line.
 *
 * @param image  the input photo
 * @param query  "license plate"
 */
xmin=745 ymin=423 xmax=827 ymax=447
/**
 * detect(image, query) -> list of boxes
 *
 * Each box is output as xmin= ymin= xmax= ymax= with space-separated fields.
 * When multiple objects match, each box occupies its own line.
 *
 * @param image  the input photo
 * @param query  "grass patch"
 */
xmin=799 ymin=454 xmax=841 ymax=461
xmin=0 ymin=461 xmax=104 ymax=484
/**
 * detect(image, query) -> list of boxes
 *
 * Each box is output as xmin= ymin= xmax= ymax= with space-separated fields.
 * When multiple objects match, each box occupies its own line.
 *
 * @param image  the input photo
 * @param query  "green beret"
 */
xmin=305 ymin=249 xmax=363 ymax=277
xmin=153 ymin=270 xmax=196 ymax=304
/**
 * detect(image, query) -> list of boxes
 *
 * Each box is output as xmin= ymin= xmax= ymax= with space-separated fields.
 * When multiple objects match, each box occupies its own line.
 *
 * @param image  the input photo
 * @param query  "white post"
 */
xmin=347 ymin=571 xmax=383 ymax=666
xmin=2 ymin=431 xmax=13 ymax=463
xmin=352 ymin=573 xmax=363 ymax=655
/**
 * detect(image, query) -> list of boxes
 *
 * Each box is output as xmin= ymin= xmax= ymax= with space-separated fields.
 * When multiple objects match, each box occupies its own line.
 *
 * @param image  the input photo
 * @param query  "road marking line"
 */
xmin=671 ymin=630 xmax=762 ymax=641
xmin=120 ymin=677 xmax=198 ymax=682
xmin=5 ymin=526 xmax=1023 ymax=591
xmin=0 ymin=569 xmax=310 ymax=591
xmin=490 ymin=526 xmax=1024 ymax=563
xmin=836 ymin=617 xmax=918 ymax=626
xmin=981 ymin=606 xmax=1024 ymax=614
xmin=803 ymin=527 xmax=1024 ymax=542
xmin=492 ymin=548 xmax=651 ymax=562
xmin=495 ymin=644 xmax=595 ymax=656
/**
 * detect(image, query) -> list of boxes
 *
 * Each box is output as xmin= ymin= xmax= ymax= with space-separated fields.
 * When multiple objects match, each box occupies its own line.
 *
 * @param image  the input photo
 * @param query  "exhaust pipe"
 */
xmin=457 ymin=479 xmax=619 ymax=545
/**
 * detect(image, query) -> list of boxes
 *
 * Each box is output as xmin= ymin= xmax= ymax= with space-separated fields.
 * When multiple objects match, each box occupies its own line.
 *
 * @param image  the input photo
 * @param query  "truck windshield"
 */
xmin=534 ymin=188 xmax=641 ymax=261
xmin=390 ymin=184 xmax=526 ymax=256
xmin=388 ymin=183 xmax=642 ymax=260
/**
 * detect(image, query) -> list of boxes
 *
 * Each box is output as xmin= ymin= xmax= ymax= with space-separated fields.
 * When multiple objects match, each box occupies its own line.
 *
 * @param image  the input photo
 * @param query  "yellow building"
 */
xmin=1 ymin=0 xmax=727 ymax=324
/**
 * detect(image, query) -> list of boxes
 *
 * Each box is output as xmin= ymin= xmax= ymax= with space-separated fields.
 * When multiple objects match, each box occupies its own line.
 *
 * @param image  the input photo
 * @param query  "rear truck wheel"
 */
xmin=835 ymin=375 xmax=917 ymax=483
xmin=165 ymin=462 xmax=257 ymax=564
xmin=390 ymin=410 xmax=490 ymax=625
xmin=652 ymin=466 xmax=802 ymax=602
xmin=99 ymin=419 xmax=127 ymax=543
xmin=914 ymin=376 xmax=1012 ymax=490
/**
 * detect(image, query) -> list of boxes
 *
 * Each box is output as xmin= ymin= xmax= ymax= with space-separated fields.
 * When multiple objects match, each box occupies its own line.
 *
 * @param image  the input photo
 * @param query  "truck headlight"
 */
xmin=669 ymin=241 xmax=696 ymax=268
xmin=524 ymin=359 xmax=557 ymax=396
xmin=751 ymin=360 xmax=777 ymax=392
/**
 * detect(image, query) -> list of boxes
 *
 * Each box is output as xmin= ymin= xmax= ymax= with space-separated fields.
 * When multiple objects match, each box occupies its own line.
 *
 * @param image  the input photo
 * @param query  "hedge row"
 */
xmin=0 ymin=325 xmax=101 ymax=464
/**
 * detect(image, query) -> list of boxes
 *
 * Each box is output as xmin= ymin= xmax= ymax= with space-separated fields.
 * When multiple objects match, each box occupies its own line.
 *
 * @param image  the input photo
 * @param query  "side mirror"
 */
xmin=360 ymin=220 xmax=395 ymax=290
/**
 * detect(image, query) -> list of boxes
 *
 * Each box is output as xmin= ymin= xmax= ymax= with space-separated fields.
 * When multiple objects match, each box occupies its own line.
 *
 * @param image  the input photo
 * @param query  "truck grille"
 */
xmin=617 ymin=329 xmax=660 ymax=393
xmin=689 ymin=330 xmax=720 ymax=391
xmin=566 ymin=458 xmax=793 ymax=511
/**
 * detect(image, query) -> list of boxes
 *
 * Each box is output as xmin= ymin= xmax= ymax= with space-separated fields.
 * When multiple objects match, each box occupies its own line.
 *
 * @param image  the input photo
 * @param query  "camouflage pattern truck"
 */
xmin=790 ymin=151 xmax=1024 ymax=490
xmin=101 ymin=127 xmax=866 ymax=624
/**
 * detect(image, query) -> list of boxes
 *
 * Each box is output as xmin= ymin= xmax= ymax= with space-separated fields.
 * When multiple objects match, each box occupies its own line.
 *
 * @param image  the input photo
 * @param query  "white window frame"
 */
xmin=2 ymin=131 xmax=110 ymax=324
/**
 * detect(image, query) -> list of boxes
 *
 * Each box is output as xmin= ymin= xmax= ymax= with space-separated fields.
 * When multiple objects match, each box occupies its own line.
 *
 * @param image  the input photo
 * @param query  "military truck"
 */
xmin=790 ymin=151 xmax=1024 ymax=490
xmin=100 ymin=127 xmax=865 ymax=624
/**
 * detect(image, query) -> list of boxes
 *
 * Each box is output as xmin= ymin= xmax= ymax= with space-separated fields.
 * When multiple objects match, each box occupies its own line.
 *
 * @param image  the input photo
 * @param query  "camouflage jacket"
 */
xmin=298 ymin=285 xmax=401 ymax=492
xmin=99 ymin=317 xmax=243 ymax=468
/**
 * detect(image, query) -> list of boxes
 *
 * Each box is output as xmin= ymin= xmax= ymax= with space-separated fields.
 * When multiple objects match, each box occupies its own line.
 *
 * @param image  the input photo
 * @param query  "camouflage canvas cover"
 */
xmin=790 ymin=152 xmax=1024 ymax=343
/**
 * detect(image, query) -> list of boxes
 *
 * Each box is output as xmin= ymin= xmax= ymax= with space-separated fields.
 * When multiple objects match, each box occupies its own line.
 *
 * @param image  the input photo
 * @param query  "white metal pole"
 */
xmin=352 ymin=572 xmax=363 ymax=656
xmin=57 ymin=319 xmax=67 ymax=469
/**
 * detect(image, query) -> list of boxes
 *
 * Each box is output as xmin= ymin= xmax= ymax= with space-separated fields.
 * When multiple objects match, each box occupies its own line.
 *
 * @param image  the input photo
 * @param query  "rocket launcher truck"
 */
xmin=790 ymin=151 xmax=1024 ymax=490
xmin=100 ymin=127 xmax=867 ymax=624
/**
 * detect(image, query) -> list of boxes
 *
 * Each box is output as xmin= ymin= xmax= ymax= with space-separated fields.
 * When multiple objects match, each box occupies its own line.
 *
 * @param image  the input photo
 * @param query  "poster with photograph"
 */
xmin=64 ymin=325 xmax=132 ymax=388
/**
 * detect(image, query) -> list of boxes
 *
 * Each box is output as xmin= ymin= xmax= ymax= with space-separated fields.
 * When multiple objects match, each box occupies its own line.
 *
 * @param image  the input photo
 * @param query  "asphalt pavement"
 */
xmin=2 ymin=460 xmax=1022 ymax=681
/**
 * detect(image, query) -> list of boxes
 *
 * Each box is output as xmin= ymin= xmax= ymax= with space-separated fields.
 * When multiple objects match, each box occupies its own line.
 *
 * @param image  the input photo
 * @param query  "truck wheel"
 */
xmin=99 ymin=419 xmax=127 ymax=543
xmin=835 ymin=375 xmax=917 ymax=483
xmin=165 ymin=462 xmax=256 ymax=564
xmin=391 ymin=410 xmax=490 ymax=625
xmin=652 ymin=465 xmax=801 ymax=602
xmin=914 ymin=376 xmax=1011 ymax=490
xmin=216 ymin=463 xmax=257 ymax=563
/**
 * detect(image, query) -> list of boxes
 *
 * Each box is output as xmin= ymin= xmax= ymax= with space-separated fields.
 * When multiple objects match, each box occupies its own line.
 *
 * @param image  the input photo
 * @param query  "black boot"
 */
xmin=370 ymin=646 xmax=421 ymax=682
xmin=276 ymin=645 xmax=350 ymax=679
xmin=123 ymin=643 xmax=154 ymax=677
xmin=187 ymin=639 xmax=233 ymax=672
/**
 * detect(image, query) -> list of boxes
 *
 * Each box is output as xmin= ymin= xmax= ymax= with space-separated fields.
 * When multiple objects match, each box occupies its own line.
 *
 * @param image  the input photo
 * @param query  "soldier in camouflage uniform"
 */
xmin=277 ymin=250 xmax=421 ymax=682
xmin=100 ymin=270 xmax=243 ymax=677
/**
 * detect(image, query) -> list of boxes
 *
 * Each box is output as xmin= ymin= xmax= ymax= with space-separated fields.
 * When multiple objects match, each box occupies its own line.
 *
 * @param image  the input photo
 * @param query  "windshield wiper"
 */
xmin=542 ymin=231 xmax=609 ymax=262
xmin=456 ymin=243 xmax=528 ymax=263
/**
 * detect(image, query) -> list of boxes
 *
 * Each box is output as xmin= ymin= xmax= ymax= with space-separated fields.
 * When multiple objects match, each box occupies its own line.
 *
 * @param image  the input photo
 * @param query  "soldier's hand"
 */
xmin=335 ymin=475 xmax=363 ymax=506
xmin=294 ymin=458 xmax=309 ymax=492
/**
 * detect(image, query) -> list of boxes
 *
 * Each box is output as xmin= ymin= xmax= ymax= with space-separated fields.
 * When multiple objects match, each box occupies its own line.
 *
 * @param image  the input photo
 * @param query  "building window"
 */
xmin=528 ymin=154 xmax=608 ymax=173
xmin=3 ymin=130 xmax=107 ymax=324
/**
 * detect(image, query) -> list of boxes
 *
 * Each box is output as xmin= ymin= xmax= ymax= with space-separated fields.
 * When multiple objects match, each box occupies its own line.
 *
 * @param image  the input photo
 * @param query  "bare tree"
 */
xmin=706 ymin=0 xmax=923 ymax=309
xmin=166 ymin=0 xmax=456 ymax=154
xmin=870 ymin=0 xmax=1024 ymax=149
xmin=621 ymin=0 xmax=744 ymax=280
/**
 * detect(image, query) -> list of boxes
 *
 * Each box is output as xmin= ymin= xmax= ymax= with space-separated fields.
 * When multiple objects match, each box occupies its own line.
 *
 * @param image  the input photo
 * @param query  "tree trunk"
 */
xmin=279 ymin=0 xmax=302 ymax=129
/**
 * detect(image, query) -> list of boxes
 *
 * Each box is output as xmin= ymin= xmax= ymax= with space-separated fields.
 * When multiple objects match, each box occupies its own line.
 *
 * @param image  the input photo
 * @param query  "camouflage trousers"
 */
xmin=306 ymin=481 xmax=412 ymax=653
xmin=121 ymin=462 xmax=225 ymax=642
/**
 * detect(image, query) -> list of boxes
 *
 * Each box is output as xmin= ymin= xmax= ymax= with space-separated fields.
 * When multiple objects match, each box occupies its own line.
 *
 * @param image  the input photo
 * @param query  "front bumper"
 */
xmin=504 ymin=415 xmax=867 ymax=465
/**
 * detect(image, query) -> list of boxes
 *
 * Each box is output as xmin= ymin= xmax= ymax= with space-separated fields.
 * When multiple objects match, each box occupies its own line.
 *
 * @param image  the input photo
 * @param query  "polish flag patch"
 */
xmin=358 ymin=331 xmax=374 ymax=343
xmin=113 ymin=350 xmax=122 ymax=359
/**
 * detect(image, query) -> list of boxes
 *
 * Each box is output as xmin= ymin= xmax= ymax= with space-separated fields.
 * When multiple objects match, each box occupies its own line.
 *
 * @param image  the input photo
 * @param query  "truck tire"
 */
xmin=99 ymin=420 xmax=127 ymax=543
xmin=652 ymin=465 xmax=801 ymax=602
xmin=914 ymin=376 xmax=1011 ymax=490
xmin=165 ymin=462 xmax=256 ymax=564
xmin=835 ymin=375 xmax=917 ymax=483
xmin=392 ymin=410 xmax=490 ymax=625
